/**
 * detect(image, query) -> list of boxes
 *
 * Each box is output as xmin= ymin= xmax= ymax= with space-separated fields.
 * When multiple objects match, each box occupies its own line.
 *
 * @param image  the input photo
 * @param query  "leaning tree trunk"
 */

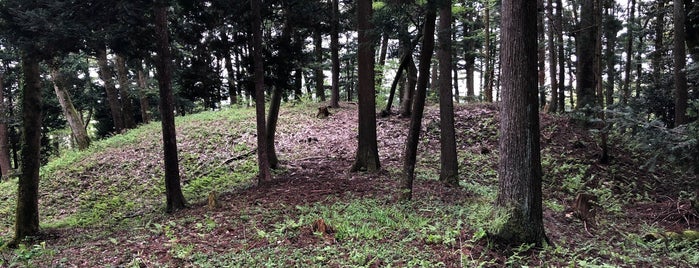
xmin=492 ymin=0 xmax=548 ymax=246
xmin=0 ymin=73 xmax=12 ymax=178
xmin=50 ymin=68 xmax=90 ymax=150
xmin=351 ymin=0 xmax=381 ymax=172
xmin=154 ymin=2 xmax=187 ymax=213
xmin=96 ymin=46 xmax=124 ymax=132
xmin=14 ymin=54 xmax=42 ymax=244
xmin=400 ymin=1 xmax=436 ymax=201
xmin=438 ymin=1 xmax=458 ymax=187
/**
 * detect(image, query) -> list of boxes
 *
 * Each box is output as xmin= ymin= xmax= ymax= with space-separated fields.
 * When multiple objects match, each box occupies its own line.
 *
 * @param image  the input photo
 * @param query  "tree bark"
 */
xmin=400 ymin=1 xmax=436 ymax=200
xmin=673 ymin=0 xmax=688 ymax=126
xmin=0 ymin=73 xmax=12 ymax=178
xmin=399 ymin=55 xmax=418 ymax=117
xmin=330 ymin=0 xmax=340 ymax=108
xmin=351 ymin=0 xmax=381 ymax=173
xmin=154 ymin=2 xmax=187 ymax=213
xmin=492 ymin=0 xmax=548 ymax=246
xmin=14 ymin=54 xmax=42 ymax=244
xmin=251 ymin=0 xmax=273 ymax=183
xmin=115 ymin=54 xmax=136 ymax=129
xmin=438 ymin=1 xmax=458 ymax=187
xmin=97 ymin=46 xmax=124 ymax=132
xmin=50 ymin=68 xmax=90 ymax=150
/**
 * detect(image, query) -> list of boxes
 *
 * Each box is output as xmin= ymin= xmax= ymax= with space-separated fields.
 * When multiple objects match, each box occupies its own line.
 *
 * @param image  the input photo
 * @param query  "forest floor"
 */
xmin=0 ymin=102 xmax=697 ymax=267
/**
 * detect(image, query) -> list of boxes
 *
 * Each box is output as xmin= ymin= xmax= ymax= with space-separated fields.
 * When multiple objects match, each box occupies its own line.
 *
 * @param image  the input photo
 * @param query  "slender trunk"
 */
xmin=115 ymin=54 xmax=135 ymax=129
xmin=673 ymin=0 xmax=688 ymax=125
xmin=400 ymin=1 xmax=436 ymax=200
xmin=438 ymin=1 xmax=458 ymax=186
xmin=330 ymin=0 xmax=340 ymax=108
xmin=314 ymin=27 xmax=325 ymax=102
xmin=351 ymin=0 xmax=381 ymax=173
xmin=251 ymin=0 xmax=273 ymax=183
xmin=136 ymin=62 xmax=151 ymax=124
xmin=223 ymin=33 xmax=238 ymax=105
xmin=50 ymin=68 xmax=90 ymax=150
xmin=383 ymin=35 xmax=420 ymax=116
xmin=453 ymin=62 xmax=460 ymax=103
xmin=294 ymin=68 xmax=303 ymax=100
xmin=14 ymin=54 xmax=42 ymax=244
xmin=266 ymin=85 xmax=282 ymax=169
xmin=97 ymin=46 xmax=124 ymax=132
xmin=548 ymin=0 xmax=558 ymax=113
xmin=484 ymin=2 xmax=493 ymax=102
xmin=377 ymin=31 xmax=389 ymax=90
xmin=154 ymin=2 xmax=187 ymax=212
xmin=0 ymin=73 xmax=12 ymax=178
xmin=557 ymin=0 xmax=565 ymax=112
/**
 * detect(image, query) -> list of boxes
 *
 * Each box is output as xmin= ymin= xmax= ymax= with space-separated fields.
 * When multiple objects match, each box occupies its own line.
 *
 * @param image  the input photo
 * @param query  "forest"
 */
xmin=0 ymin=0 xmax=697 ymax=266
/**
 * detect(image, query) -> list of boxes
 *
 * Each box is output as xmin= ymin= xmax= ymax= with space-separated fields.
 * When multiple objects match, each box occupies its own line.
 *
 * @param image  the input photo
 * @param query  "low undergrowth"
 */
xmin=0 ymin=102 xmax=697 ymax=267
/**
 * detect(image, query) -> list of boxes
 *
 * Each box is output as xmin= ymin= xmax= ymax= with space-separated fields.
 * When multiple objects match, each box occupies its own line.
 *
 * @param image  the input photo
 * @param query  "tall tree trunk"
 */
xmin=251 ymin=0 xmax=273 ymax=183
xmin=685 ymin=0 xmax=699 ymax=62
xmin=576 ymin=0 xmax=597 ymax=113
xmin=548 ymin=0 xmax=559 ymax=113
xmin=314 ymin=27 xmax=325 ymax=102
xmin=14 ymin=54 xmax=42 ymax=244
xmin=438 ymin=1 xmax=458 ymax=187
xmin=492 ymin=0 xmax=548 ymax=246
xmin=154 ymin=2 xmax=187 ymax=213
xmin=604 ymin=4 xmax=619 ymax=108
xmin=538 ymin=0 xmax=547 ymax=109
xmin=136 ymin=62 xmax=151 ymax=124
xmin=50 ymin=68 xmax=90 ymax=150
xmin=400 ymin=1 xmax=436 ymax=200
xmin=622 ymin=0 xmax=636 ymax=105
xmin=483 ymin=2 xmax=493 ymax=102
xmin=97 ymin=46 xmax=124 ymax=132
xmin=594 ymin=0 xmax=609 ymax=164
xmin=330 ymin=0 xmax=340 ymax=108
xmin=673 ymin=0 xmax=688 ymax=126
xmin=0 ymin=73 xmax=12 ymax=178
xmin=351 ymin=0 xmax=381 ymax=172
xmin=115 ymin=54 xmax=135 ymax=129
